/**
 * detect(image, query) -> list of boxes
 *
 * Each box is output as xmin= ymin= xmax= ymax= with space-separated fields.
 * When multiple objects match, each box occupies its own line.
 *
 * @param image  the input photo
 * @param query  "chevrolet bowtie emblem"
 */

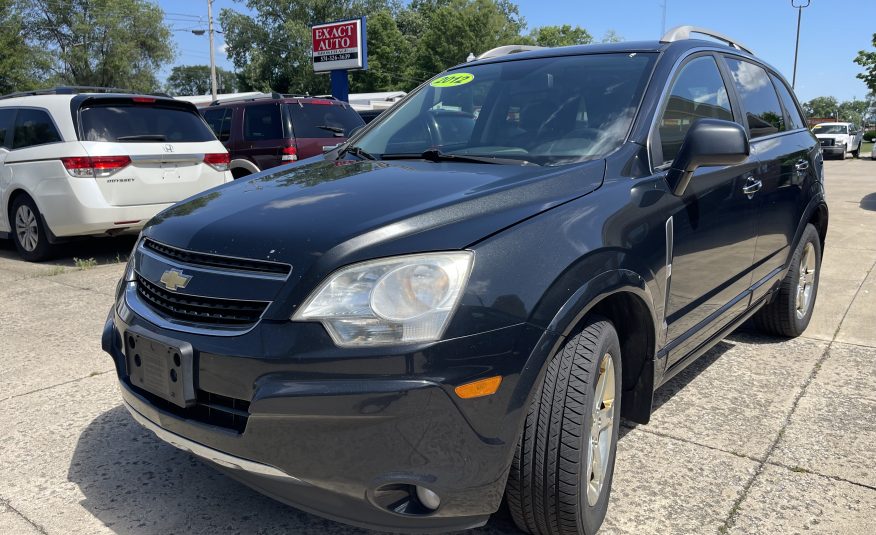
xmin=159 ymin=269 xmax=192 ymax=291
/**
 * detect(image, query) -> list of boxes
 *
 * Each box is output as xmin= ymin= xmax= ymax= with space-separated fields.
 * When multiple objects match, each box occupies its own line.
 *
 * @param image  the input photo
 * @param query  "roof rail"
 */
xmin=660 ymin=25 xmax=754 ymax=55
xmin=475 ymin=45 xmax=545 ymax=60
xmin=0 ymin=85 xmax=134 ymax=100
xmin=208 ymin=91 xmax=325 ymax=106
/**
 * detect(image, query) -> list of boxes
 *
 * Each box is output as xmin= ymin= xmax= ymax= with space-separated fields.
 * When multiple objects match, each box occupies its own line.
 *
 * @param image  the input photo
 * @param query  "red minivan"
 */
xmin=200 ymin=93 xmax=365 ymax=179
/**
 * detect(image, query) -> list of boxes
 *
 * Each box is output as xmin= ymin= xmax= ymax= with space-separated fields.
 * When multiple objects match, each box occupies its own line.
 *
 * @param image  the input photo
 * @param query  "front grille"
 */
xmin=144 ymin=238 xmax=291 ymax=276
xmin=820 ymin=138 xmax=835 ymax=147
xmin=130 ymin=383 xmax=250 ymax=433
xmin=136 ymin=274 xmax=268 ymax=325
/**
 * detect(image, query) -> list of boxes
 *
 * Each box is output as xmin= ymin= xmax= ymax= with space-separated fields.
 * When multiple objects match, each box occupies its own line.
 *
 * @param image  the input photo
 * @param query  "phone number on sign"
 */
xmin=316 ymin=53 xmax=353 ymax=62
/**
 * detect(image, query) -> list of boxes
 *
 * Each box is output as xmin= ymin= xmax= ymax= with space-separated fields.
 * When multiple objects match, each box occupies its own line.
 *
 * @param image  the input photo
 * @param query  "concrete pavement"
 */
xmin=0 ymin=158 xmax=874 ymax=534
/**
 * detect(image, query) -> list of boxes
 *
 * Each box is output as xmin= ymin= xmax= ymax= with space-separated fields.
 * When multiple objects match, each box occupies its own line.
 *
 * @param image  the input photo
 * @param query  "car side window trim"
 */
xmin=6 ymin=106 xmax=65 ymax=151
xmin=649 ymin=51 xmax=738 ymax=169
xmin=0 ymin=107 xmax=18 ymax=149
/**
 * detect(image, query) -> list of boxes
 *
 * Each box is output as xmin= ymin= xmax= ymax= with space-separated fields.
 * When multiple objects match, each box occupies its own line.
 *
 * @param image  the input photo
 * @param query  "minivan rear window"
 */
xmin=288 ymin=103 xmax=364 ymax=138
xmin=79 ymin=103 xmax=216 ymax=142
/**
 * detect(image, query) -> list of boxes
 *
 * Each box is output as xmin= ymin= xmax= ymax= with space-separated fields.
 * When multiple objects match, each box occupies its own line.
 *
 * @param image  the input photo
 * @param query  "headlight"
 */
xmin=123 ymin=234 xmax=142 ymax=283
xmin=292 ymin=252 xmax=474 ymax=347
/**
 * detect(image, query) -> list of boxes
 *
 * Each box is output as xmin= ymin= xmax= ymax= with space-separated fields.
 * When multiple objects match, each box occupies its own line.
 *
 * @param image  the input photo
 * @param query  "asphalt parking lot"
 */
xmin=1 ymin=158 xmax=874 ymax=535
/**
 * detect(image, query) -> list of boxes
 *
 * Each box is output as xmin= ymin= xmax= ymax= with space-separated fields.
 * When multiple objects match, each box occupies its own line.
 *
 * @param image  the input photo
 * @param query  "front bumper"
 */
xmin=103 ymin=306 xmax=554 ymax=532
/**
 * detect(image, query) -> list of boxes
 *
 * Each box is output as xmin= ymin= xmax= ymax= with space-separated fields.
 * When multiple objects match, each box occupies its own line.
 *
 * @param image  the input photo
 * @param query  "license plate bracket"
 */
xmin=125 ymin=327 xmax=195 ymax=408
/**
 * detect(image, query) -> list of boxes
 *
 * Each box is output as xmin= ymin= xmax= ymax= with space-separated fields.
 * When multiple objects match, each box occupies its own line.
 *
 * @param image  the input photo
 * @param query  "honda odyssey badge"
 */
xmin=159 ymin=269 xmax=191 ymax=291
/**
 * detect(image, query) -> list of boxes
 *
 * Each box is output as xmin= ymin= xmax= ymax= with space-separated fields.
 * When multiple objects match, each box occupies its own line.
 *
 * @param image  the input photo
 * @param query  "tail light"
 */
xmin=62 ymin=156 xmax=131 ymax=178
xmin=204 ymin=152 xmax=230 ymax=171
xmin=281 ymin=146 xmax=298 ymax=162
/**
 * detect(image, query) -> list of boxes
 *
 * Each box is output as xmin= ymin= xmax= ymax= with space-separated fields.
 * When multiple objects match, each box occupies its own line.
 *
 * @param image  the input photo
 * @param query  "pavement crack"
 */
xmin=0 ymin=496 xmax=49 ymax=535
xmin=620 ymin=422 xmax=762 ymax=464
xmin=718 ymin=338 xmax=834 ymax=533
xmin=0 ymin=369 xmax=114 ymax=404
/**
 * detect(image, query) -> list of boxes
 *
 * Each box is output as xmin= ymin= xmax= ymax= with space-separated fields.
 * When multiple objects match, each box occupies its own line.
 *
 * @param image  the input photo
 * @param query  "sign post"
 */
xmin=311 ymin=18 xmax=367 ymax=102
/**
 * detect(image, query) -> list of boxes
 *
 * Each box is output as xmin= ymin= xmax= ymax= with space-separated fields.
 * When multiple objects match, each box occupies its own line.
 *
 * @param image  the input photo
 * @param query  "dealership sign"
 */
xmin=312 ymin=18 xmax=367 ymax=73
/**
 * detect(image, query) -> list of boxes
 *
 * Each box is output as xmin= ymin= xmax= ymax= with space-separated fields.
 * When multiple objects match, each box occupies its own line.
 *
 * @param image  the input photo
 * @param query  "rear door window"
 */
xmin=202 ymin=108 xmax=232 ymax=141
xmin=658 ymin=56 xmax=733 ymax=164
xmin=724 ymin=58 xmax=785 ymax=138
xmin=0 ymin=108 xmax=15 ymax=149
xmin=288 ymin=103 xmax=364 ymax=138
xmin=243 ymin=104 xmax=282 ymax=141
xmin=11 ymin=108 xmax=62 ymax=149
xmin=80 ymin=102 xmax=216 ymax=142
xmin=769 ymin=74 xmax=805 ymax=130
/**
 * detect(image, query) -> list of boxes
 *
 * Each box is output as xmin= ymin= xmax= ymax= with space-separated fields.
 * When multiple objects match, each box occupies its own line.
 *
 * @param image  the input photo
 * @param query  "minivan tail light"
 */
xmin=62 ymin=156 xmax=131 ymax=178
xmin=281 ymin=146 xmax=298 ymax=161
xmin=203 ymin=152 xmax=230 ymax=171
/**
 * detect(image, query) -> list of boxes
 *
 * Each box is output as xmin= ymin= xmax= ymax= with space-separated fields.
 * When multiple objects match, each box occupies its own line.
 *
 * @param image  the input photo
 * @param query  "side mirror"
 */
xmin=666 ymin=118 xmax=750 ymax=196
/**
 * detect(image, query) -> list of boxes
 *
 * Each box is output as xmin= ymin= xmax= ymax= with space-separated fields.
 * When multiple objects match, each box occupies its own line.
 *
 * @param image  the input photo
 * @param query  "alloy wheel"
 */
xmin=795 ymin=242 xmax=816 ymax=319
xmin=585 ymin=352 xmax=616 ymax=506
xmin=14 ymin=204 xmax=39 ymax=252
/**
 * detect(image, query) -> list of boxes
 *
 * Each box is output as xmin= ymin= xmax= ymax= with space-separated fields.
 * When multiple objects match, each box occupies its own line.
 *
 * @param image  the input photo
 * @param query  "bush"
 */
xmin=864 ymin=130 xmax=876 ymax=142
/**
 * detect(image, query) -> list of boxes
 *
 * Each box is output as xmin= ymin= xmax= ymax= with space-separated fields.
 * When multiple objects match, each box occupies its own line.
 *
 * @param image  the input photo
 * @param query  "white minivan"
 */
xmin=0 ymin=88 xmax=232 ymax=261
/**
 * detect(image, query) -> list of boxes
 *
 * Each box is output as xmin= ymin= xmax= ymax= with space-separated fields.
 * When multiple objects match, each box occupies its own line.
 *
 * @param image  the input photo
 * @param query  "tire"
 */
xmin=754 ymin=223 xmax=821 ymax=337
xmin=507 ymin=316 xmax=622 ymax=535
xmin=10 ymin=195 xmax=56 ymax=262
xmin=852 ymin=145 xmax=860 ymax=158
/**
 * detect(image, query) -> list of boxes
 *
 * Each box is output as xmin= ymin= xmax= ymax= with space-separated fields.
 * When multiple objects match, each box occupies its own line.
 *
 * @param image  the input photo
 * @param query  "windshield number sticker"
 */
xmin=430 ymin=73 xmax=474 ymax=87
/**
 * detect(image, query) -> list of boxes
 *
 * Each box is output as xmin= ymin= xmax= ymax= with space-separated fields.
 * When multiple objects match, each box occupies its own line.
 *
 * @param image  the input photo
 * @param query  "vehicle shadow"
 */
xmin=0 ymin=234 xmax=136 ymax=266
xmin=68 ymin=406 xmax=521 ymax=534
xmin=860 ymin=192 xmax=876 ymax=211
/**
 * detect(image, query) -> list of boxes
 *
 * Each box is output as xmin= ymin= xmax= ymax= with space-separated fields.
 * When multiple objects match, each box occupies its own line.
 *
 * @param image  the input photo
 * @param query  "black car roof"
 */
xmin=455 ymin=38 xmax=757 ymax=70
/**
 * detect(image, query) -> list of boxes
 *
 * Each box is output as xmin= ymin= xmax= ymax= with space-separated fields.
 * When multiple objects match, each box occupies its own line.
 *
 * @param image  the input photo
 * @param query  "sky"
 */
xmin=158 ymin=0 xmax=874 ymax=103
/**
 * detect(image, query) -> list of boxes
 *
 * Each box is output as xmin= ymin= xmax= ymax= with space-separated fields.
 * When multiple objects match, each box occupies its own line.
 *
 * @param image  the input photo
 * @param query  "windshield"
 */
xmin=351 ymin=52 xmax=656 ymax=166
xmin=812 ymin=124 xmax=848 ymax=135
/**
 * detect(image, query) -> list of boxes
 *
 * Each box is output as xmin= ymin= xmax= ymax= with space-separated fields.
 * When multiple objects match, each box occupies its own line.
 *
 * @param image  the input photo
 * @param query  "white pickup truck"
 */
xmin=812 ymin=122 xmax=864 ymax=159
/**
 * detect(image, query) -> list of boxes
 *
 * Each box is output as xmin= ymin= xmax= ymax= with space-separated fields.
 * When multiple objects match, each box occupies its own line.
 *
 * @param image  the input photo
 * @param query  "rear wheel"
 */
xmin=754 ymin=223 xmax=821 ymax=337
xmin=852 ymin=145 xmax=860 ymax=158
xmin=507 ymin=316 xmax=622 ymax=535
xmin=10 ymin=195 xmax=55 ymax=262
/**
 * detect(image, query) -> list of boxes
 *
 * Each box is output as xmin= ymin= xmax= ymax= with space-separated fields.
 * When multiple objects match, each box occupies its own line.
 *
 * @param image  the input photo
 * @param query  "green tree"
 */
xmin=601 ymin=30 xmax=623 ymax=43
xmin=22 ymin=0 xmax=174 ymax=92
xmin=0 ymin=0 xmax=52 ymax=93
xmin=803 ymin=96 xmax=839 ymax=118
xmin=349 ymin=10 xmax=413 ymax=92
xmin=528 ymin=24 xmax=592 ymax=48
xmin=412 ymin=0 xmax=527 ymax=79
xmin=853 ymin=33 xmax=876 ymax=94
xmin=838 ymin=98 xmax=869 ymax=124
xmin=165 ymin=65 xmax=239 ymax=96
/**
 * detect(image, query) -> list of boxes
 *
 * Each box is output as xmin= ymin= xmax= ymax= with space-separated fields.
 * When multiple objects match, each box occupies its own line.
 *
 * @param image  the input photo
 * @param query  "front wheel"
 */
xmin=507 ymin=316 xmax=622 ymax=535
xmin=754 ymin=223 xmax=821 ymax=337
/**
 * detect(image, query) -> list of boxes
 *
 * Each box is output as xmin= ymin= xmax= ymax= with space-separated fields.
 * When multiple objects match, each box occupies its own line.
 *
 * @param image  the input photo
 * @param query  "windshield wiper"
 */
xmin=316 ymin=125 xmax=345 ymax=136
xmin=382 ymin=148 xmax=538 ymax=166
xmin=116 ymin=134 xmax=167 ymax=141
xmin=337 ymin=145 xmax=378 ymax=161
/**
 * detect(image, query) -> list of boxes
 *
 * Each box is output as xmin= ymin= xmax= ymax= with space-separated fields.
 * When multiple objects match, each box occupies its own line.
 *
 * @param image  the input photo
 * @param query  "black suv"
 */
xmin=103 ymin=27 xmax=826 ymax=534
xmin=199 ymin=93 xmax=364 ymax=178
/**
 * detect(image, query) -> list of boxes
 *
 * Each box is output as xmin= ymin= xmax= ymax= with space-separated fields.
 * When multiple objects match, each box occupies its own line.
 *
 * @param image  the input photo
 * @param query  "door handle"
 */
xmin=742 ymin=177 xmax=762 ymax=197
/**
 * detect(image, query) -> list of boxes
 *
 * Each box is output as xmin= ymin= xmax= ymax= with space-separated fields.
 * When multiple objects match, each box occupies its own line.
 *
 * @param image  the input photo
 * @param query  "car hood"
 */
xmin=143 ymin=156 xmax=605 ymax=276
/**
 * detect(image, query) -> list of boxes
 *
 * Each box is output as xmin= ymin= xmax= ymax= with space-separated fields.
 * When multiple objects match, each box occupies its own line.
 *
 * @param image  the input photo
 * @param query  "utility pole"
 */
xmin=661 ymin=0 xmax=668 ymax=36
xmin=208 ymin=0 xmax=218 ymax=100
xmin=791 ymin=0 xmax=811 ymax=90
